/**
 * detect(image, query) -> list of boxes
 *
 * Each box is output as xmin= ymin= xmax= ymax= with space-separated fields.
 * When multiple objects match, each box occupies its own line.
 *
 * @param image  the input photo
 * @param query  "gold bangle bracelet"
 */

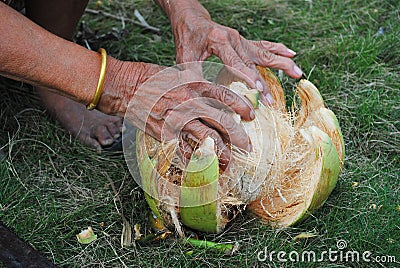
xmin=87 ymin=48 xmax=107 ymax=110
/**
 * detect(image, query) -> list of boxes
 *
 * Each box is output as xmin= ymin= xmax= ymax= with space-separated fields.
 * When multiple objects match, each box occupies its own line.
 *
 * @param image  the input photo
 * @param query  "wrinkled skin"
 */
xmin=101 ymin=60 xmax=254 ymax=169
xmin=25 ymin=0 xmax=124 ymax=151
xmin=93 ymin=1 xmax=303 ymax=164
xmin=1 ymin=0 xmax=301 ymax=166
xmin=162 ymin=3 xmax=303 ymax=104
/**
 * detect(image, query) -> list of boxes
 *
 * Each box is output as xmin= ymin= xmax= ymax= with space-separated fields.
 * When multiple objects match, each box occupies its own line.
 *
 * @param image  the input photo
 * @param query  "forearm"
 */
xmin=0 ymin=3 xmax=101 ymax=107
xmin=154 ymin=0 xmax=210 ymax=23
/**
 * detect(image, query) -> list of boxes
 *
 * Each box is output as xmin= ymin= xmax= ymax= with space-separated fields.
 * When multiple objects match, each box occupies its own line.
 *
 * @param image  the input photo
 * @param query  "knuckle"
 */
xmin=205 ymin=128 xmax=219 ymax=139
xmin=184 ymin=120 xmax=199 ymax=133
xmin=209 ymin=86 xmax=239 ymax=109
xmin=228 ymin=28 xmax=240 ymax=39
xmin=217 ymin=90 xmax=230 ymax=106
xmin=199 ymin=127 xmax=216 ymax=141
xmin=209 ymin=27 xmax=230 ymax=43
xmin=201 ymin=85 xmax=221 ymax=100
xmin=255 ymin=40 xmax=263 ymax=47
xmin=261 ymin=50 xmax=277 ymax=63
xmin=260 ymin=40 xmax=271 ymax=48
xmin=244 ymin=58 xmax=255 ymax=68
xmin=229 ymin=57 xmax=247 ymax=72
xmin=218 ymin=113 xmax=236 ymax=131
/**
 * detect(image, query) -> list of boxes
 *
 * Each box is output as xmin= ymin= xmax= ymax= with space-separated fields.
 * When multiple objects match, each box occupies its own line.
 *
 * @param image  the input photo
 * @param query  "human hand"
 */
xmin=169 ymin=8 xmax=303 ymax=104
xmin=101 ymin=60 xmax=254 ymax=169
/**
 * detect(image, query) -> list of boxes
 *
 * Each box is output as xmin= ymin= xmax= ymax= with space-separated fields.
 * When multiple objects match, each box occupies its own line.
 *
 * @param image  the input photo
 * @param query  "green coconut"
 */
xmin=135 ymin=67 xmax=345 ymax=234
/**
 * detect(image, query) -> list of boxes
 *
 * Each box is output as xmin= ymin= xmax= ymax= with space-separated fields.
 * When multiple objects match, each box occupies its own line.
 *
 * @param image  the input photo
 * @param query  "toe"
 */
xmin=106 ymin=116 xmax=123 ymax=139
xmin=92 ymin=125 xmax=116 ymax=147
xmin=79 ymin=131 xmax=102 ymax=151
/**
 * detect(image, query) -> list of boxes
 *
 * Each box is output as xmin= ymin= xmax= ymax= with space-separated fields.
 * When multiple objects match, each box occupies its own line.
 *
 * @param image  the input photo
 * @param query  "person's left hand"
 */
xmin=170 ymin=8 xmax=303 ymax=104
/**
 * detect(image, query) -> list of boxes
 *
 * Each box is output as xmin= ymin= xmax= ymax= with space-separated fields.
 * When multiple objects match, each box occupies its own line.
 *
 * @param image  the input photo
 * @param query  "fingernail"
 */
xmin=256 ymin=80 xmax=263 ymax=92
xmin=266 ymin=93 xmax=274 ymax=105
xmin=250 ymin=109 xmax=255 ymax=120
xmin=294 ymin=65 xmax=303 ymax=77
xmin=287 ymin=48 xmax=297 ymax=55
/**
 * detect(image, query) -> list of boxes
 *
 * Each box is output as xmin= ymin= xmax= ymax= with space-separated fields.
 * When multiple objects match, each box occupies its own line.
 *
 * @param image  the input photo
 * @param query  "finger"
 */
xmin=242 ymin=39 xmax=303 ymax=78
xmin=251 ymin=40 xmax=297 ymax=58
xmin=210 ymin=28 xmax=271 ymax=96
xmin=177 ymin=138 xmax=193 ymax=165
xmin=230 ymin=33 xmax=257 ymax=71
xmin=182 ymin=120 xmax=231 ymax=170
xmin=244 ymin=41 xmax=303 ymax=79
xmin=255 ymin=50 xmax=302 ymax=79
xmin=213 ymin=44 xmax=262 ymax=89
xmin=215 ymin=65 xmax=273 ymax=106
xmin=230 ymin=37 xmax=276 ymax=101
xmin=197 ymin=107 xmax=251 ymax=153
xmin=214 ymin=44 xmax=275 ymax=102
xmin=159 ymin=94 xmax=252 ymax=152
xmin=198 ymin=83 xmax=255 ymax=121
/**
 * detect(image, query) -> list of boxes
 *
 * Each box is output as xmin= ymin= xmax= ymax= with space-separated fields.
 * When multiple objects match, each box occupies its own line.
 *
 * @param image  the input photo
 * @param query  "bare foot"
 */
xmin=38 ymin=87 xmax=123 ymax=151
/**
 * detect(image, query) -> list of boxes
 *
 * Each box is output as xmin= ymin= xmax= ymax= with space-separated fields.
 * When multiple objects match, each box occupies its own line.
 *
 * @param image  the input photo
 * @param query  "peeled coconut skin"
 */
xmin=248 ymin=125 xmax=341 ymax=227
xmin=135 ymin=67 xmax=345 ymax=234
xmin=246 ymin=75 xmax=344 ymax=227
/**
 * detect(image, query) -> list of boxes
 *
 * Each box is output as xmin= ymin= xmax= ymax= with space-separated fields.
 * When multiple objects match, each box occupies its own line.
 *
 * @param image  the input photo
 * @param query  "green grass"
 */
xmin=1 ymin=0 xmax=399 ymax=267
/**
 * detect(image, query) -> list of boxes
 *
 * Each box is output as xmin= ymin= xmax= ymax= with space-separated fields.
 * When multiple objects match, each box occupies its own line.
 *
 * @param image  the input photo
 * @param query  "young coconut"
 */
xmin=244 ymin=69 xmax=344 ymax=227
xmin=135 ymin=67 xmax=344 ymax=234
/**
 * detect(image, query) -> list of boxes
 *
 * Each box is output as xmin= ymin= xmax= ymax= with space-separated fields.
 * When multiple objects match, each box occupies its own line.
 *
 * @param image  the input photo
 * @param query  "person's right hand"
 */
xmin=100 ymin=59 xmax=254 ymax=169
